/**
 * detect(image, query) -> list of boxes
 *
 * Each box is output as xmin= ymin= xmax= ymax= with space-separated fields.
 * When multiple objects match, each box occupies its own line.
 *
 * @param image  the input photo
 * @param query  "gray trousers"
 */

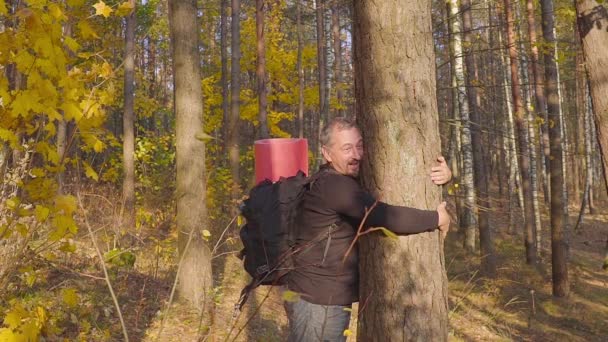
xmin=284 ymin=298 xmax=351 ymax=342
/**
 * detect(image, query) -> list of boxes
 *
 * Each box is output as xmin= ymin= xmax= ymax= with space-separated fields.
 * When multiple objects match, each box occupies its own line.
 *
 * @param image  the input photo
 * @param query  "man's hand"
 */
xmin=437 ymin=201 xmax=450 ymax=239
xmin=431 ymin=156 xmax=452 ymax=185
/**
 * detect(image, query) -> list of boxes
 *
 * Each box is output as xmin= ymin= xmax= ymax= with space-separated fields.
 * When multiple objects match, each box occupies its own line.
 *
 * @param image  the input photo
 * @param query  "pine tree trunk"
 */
xmin=503 ymin=0 xmax=537 ymax=263
xmin=461 ymin=0 xmax=495 ymax=275
xmin=576 ymin=0 xmax=608 ymax=197
xmin=168 ymin=0 xmax=213 ymax=308
xmin=449 ymin=0 xmax=477 ymax=253
xmin=540 ymin=0 xmax=569 ymax=297
xmin=256 ymin=0 xmax=269 ymax=139
xmin=229 ymin=0 xmax=241 ymax=200
xmin=331 ymin=2 xmax=342 ymax=118
xmin=354 ymin=0 xmax=448 ymax=340
xmin=122 ymin=1 xmax=136 ymax=232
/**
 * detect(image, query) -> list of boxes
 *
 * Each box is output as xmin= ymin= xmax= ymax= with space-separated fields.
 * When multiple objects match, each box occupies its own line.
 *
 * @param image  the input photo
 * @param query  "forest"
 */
xmin=0 ymin=0 xmax=607 ymax=340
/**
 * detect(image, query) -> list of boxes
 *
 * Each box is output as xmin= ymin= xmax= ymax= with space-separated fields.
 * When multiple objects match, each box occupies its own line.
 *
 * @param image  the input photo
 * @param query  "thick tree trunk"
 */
xmin=576 ymin=0 xmax=608 ymax=196
xmin=229 ymin=0 xmax=241 ymax=201
xmin=503 ymin=0 xmax=537 ymax=263
xmin=168 ymin=0 xmax=213 ymax=308
xmin=123 ymin=1 xmax=136 ymax=231
xmin=540 ymin=0 xmax=569 ymax=297
xmin=354 ymin=0 xmax=448 ymax=340
xmin=331 ymin=3 xmax=343 ymax=118
xmin=461 ymin=0 xmax=495 ymax=275
xmin=256 ymin=0 xmax=269 ymax=139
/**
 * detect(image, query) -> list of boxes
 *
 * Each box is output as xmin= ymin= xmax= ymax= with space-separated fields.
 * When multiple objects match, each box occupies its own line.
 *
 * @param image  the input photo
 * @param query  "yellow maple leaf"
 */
xmin=93 ymin=1 xmax=113 ymax=18
xmin=83 ymin=161 xmax=99 ymax=181
xmin=0 ymin=0 xmax=8 ymax=15
xmin=116 ymin=1 xmax=135 ymax=16
xmin=77 ymin=20 xmax=99 ymax=39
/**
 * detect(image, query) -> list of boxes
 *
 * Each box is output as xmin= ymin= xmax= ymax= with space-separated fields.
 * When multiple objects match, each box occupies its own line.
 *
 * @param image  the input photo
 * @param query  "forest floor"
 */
xmin=12 ymin=187 xmax=606 ymax=341
xmin=138 ymin=195 xmax=608 ymax=342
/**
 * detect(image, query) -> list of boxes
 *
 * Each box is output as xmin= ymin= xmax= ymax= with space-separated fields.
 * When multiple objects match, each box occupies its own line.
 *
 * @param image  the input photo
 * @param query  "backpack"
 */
xmin=236 ymin=170 xmax=316 ymax=310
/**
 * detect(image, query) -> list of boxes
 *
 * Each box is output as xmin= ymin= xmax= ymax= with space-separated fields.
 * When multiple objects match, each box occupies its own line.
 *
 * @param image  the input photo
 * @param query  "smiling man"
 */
xmin=284 ymin=117 xmax=452 ymax=341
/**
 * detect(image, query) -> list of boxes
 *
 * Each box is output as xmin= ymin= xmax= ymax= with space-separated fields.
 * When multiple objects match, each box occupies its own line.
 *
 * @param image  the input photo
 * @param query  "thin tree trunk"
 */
xmin=449 ymin=0 xmax=477 ymax=253
xmin=229 ymin=0 xmax=241 ymax=200
xmin=504 ymin=0 xmax=537 ymax=264
xmin=585 ymin=85 xmax=596 ymax=214
xmin=316 ymin=0 xmax=327 ymax=151
xmin=355 ymin=0 xmax=448 ymax=340
xmin=296 ymin=0 xmax=304 ymax=138
xmin=123 ymin=0 xmax=136 ymax=231
xmin=331 ymin=2 xmax=342 ymax=118
xmin=461 ymin=0 xmax=495 ymax=275
xmin=220 ymin=0 xmax=229 ymax=153
xmin=540 ymin=0 xmax=569 ymax=297
xmin=256 ymin=0 xmax=269 ymax=139
xmin=576 ymin=0 xmax=608 ymax=197
xmin=168 ymin=0 xmax=213 ymax=308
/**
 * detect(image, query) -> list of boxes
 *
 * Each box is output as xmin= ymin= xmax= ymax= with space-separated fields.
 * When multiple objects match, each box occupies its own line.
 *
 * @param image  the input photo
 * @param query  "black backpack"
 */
xmin=236 ymin=170 xmax=316 ymax=310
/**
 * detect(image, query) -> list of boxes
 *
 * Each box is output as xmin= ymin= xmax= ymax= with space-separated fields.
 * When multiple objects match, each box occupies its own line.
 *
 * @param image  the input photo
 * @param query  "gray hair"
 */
xmin=320 ymin=117 xmax=359 ymax=147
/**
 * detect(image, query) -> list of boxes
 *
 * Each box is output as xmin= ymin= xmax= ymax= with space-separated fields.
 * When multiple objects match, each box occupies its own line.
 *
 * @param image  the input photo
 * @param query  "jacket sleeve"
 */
xmin=324 ymin=174 xmax=438 ymax=234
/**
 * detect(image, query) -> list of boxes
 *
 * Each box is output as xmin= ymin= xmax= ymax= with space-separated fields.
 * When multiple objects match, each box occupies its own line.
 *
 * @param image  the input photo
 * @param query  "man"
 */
xmin=285 ymin=117 xmax=451 ymax=341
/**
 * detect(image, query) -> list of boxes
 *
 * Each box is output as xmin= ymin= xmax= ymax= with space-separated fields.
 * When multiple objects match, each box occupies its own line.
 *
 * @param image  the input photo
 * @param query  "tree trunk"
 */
xmin=256 ymin=0 xmax=269 ymax=139
xmin=331 ymin=2 xmax=343 ymax=118
xmin=449 ymin=0 xmax=477 ymax=253
xmin=354 ymin=0 xmax=448 ymax=340
xmin=123 ymin=0 xmax=136 ymax=231
xmin=461 ymin=0 xmax=495 ymax=275
xmin=168 ymin=0 xmax=213 ymax=308
xmin=296 ymin=0 xmax=304 ymax=138
xmin=585 ymin=85 xmax=596 ymax=213
xmin=540 ymin=0 xmax=569 ymax=297
xmin=316 ymin=0 xmax=328 ymax=145
xmin=503 ymin=0 xmax=537 ymax=264
xmin=220 ymin=0 xmax=229 ymax=153
xmin=526 ymin=0 xmax=551 ymax=206
xmin=576 ymin=0 xmax=608 ymax=196
xmin=229 ymin=0 xmax=241 ymax=201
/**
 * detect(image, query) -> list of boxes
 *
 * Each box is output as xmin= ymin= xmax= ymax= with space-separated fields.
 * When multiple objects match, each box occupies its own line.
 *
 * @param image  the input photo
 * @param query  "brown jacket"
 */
xmin=287 ymin=165 xmax=439 ymax=306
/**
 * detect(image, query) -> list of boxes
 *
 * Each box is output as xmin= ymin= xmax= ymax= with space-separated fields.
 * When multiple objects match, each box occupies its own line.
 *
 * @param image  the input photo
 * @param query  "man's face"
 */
xmin=321 ymin=127 xmax=364 ymax=177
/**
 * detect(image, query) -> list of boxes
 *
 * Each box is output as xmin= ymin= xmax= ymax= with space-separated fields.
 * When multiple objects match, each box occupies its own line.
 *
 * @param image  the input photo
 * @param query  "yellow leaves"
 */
xmin=35 ymin=205 xmax=51 ymax=223
xmin=116 ymin=1 xmax=135 ymax=17
xmin=343 ymin=329 xmax=353 ymax=337
xmin=100 ymin=61 xmax=114 ymax=78
xmin=77 ymin=20 xmax=99 ymax=39
xmin=83 ymin=161 xmax=99 ymax=181
xmin=202 ymin=229 xmax=211 ymax=241
xmin=50 ymin=214 xmax=77 ymax=241
xmin=61 ymin=288 xmax=80 ymax=308
xmin=0 ymin=128 xmax=19 ymax=149
xmin=93 ymin=1 xmax=113 ymax=18
xmin=237 ymin=215 xmax=244 ymax=226
xmin=0 ymin=304 xmax=45 ymax=342
xmin=282 ymin=290 xmax=300 ymax=302
xmin=54 ymin=195 xmax=77 ymax=215
xmin=62 ymin=101 xmax=82 ymax=121
xmin=0 ymin=0 xmax=7 ymax=15
xmin=64 ymin=36 xmax=81 ymax=53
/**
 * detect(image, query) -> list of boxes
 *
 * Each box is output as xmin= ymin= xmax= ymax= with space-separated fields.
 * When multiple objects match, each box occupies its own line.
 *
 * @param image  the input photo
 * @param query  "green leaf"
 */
xmin=35 ymin=205 xmax=50 ymax=222
xmin=59 ymin=242 xmax=77 ymax=253
xmin=379 ymin=227 xmax=398 ymax=240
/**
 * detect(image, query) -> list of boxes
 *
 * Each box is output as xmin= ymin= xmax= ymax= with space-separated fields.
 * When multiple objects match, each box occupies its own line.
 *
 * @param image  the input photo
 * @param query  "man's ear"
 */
xmin=321 ymin=145 xmax=332 ymax=163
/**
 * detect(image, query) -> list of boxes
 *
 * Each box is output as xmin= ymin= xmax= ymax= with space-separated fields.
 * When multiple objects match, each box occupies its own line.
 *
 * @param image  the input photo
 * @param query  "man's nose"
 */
xmin=353 ymin=148 xmax=362 ymax=160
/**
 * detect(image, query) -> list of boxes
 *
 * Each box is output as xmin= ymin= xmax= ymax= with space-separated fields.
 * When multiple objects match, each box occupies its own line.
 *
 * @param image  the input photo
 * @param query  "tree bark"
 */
xmin=331 ymin=2 xmax=343 ymax=118
xmin=220 ymin=0 xmax=229 ymax=153
xmin=576 ymin=0 xmax=608 ymax=196
xmin=296 ymin=0 xmax=304 ymax=138
xmin=540 ymin=0 xmax=569 ymax=297
xmin=256 ymin=0 xmax=269 ymax=139
xmin=448 ymin=0 xmax=477 ymax=253
xmin=461 ymin=0 xmax=495 ymax=275
xmin=354 ymin=0 xmax=448 ymax=340
xmin=168 ymin=0 xmax=213 ymax=308
xmin=229 ymin=0 xmax=241 ymax=201
xmin=316 ymin=0 xmax=328 ymax=142
xmin=503 ymin=0 xmax=537 ymax=264
xmin=123 ymin=0 xmax=136 ymax=231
